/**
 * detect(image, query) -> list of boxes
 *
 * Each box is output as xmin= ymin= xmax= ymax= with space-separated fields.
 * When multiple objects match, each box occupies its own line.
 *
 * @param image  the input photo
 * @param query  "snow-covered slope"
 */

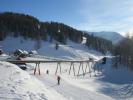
xmin=0 ymin=61 xmax=71 ymax=100
xmin=0 ymin=61 xmax=48 ymax=100
xmin=86 ymin=31 xmax=123 ymax=44
xmin=1 ymin=36 xmax=133 ymax=100
xmin=0 ymin=36 xmax=102 ymax=60
xmin=26 ymin=56 xmax=133 ymax=100
xmin=0 ymin=36 xmax=35 ymax=52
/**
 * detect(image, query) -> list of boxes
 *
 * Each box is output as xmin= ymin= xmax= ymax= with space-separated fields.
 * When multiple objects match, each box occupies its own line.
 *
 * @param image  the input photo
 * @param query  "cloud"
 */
xmin=77 ymin=0 xmax=133 ymax=34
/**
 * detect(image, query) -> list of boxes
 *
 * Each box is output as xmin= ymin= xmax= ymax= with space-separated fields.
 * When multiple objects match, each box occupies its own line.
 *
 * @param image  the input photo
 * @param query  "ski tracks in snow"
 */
xmin=35 ymin=74 xmax=113 ymax=100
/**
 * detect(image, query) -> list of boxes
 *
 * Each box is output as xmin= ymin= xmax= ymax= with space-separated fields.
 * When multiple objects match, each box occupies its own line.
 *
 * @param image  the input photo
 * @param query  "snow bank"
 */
xmin=96 ymin=58 xmax=133 ymax=100
xmin=0 ymin=61 xmax=49 ymax=100
xmin=0 ymin=61 xmax=71 ymax=100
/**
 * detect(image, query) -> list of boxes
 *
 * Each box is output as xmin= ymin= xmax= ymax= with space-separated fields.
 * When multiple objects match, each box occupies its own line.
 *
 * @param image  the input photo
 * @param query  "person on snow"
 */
xmin=57 ymin=75 xmax=61 ymax=85
xmin=46 ymin=70 xmax=49 ymax=74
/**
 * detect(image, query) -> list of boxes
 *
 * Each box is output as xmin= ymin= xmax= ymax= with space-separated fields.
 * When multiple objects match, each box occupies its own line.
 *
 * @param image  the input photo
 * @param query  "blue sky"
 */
xmin=0 ymin=0 xmax=133 ymax=34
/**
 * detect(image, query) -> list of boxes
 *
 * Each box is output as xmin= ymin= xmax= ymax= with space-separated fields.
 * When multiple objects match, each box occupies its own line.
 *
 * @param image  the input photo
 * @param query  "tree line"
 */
xmin=0 ymin=12 xmax=114 ymax=54
xmin=0 ymin=12 xmax=83 ymax=44
xmin=84 ymin=33 xmax=113 ymax=54
xmin=0 ymin=12 xmax=40 ymax=40
xmin=113 ymin=35 xmax=133 ymax=70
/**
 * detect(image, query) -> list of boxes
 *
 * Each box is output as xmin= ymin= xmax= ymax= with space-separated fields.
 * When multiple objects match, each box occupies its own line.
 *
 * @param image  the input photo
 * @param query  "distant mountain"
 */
xmin=86 ymin=31 xmax=124 ymax=44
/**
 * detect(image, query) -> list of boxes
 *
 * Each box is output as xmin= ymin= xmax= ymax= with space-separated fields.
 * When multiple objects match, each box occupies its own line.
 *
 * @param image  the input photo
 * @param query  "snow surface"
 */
xmin=26 ymin=58 xmax=133 ymax=100
xmin=0 ymin=61 xmax=48 ymax=100
xmin=0 ymin=36 xmax=133 ymax=100
xmin=0 ymin=36 xmax=102 ymax=60
xmin=0 ymin=61 xmax=70 ymax=100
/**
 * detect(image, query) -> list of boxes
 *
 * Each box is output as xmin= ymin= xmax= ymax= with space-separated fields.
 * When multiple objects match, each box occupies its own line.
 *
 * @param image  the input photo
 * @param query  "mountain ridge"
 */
xmin=84 ymin=31 xmax=124 ymax=44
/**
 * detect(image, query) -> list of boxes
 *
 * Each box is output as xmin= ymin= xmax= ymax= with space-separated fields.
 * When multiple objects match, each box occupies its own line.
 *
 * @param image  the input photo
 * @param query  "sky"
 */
xmin=0 ymin=0 xmax=133 ymax=35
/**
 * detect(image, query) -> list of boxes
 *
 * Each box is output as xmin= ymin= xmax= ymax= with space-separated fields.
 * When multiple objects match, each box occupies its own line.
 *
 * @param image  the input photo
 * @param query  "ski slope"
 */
xmin=35 ymin=74 xmax=113 ymax=100
xmin=0 ymin=61 xmax=72 ymax=100
xmin=1 ymin=37 xmax=133 ymax=100
xmin=25 ymin=40 xmax=133 ymax=100
xmin=0 ymin=36 xmax=102 ymax=60
xmin=26 ymin=57 xmax=133 ymax=100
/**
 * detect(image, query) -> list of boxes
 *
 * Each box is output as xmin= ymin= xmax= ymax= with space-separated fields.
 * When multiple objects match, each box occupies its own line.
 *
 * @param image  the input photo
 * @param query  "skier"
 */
xmin=57 ymin=75 xmax=61 ymax=85
xmin=46 ymin=70 xmax=49 ymax=74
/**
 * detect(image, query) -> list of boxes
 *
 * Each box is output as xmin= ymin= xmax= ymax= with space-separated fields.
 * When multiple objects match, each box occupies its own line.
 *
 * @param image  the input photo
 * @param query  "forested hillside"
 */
xmin=0 ymin=12 xmax=114 ymax=54
xmin=85 ymin=33 xmax=113 ymax=54
xmin=0 ymin=12 xmax=83 ymax=44
xmin=113 ymin=35 xmax=133 ymax=70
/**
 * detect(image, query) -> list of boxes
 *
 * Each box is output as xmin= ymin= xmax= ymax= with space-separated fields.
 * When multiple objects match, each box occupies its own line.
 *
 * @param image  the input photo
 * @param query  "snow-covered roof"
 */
xmin=23 ymin=50 xmax=28 ymax=54
xmin=30 ymin=50 xmax=38 ymax=54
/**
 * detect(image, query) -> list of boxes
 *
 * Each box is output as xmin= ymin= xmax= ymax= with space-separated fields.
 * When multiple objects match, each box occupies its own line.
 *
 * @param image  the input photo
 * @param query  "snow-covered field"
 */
xmin=25 ymin=58 xmax=133 ymax=100
xmin=0 ymin=37 xmax=133 ymax=100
